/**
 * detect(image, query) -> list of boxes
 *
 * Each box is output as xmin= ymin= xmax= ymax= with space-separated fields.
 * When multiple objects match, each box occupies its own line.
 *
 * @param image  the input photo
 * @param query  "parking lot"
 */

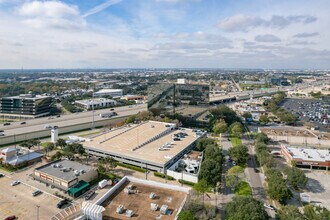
xmin=303 ymin=170 xmax=330 ymax=210
xmin=280 ymin=98 xmax=330 ymax=132
xmin=0 ymin=174 xmax=61 ymax=219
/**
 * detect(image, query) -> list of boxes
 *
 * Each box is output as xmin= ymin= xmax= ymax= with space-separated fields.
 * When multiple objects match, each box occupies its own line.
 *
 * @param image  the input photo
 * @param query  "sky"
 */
xmin=0 ymin=0 xmax=329 ymax=69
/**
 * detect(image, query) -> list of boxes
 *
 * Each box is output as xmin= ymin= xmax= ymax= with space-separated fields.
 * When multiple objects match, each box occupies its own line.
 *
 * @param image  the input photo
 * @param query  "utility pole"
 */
xmin=92 ymin=89 xmax=95 ymax=130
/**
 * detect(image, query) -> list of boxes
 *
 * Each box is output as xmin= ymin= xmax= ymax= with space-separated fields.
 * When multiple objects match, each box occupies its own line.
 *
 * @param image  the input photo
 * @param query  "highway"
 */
xmin=0 ymin=104 xmax=147 ymax=145
xmin=210 ymin=80 xmax=329 ymax=102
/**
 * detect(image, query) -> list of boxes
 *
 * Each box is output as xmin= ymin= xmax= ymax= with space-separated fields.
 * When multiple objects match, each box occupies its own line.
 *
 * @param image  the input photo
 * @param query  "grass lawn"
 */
xmin=235 ymin=181 xmax=252 ymax=196
xmin=231 ymin=135 xmax=242 ymax=147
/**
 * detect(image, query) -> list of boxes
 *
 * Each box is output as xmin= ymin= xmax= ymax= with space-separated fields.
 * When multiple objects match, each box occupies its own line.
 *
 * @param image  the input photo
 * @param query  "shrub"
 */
xmin=115 ymin=162 xmax=146 ymax=173
xmin=179 ymin=179 xmax=196 ymax=186
xmin=154 ymin=172 xmax=175 ymax=180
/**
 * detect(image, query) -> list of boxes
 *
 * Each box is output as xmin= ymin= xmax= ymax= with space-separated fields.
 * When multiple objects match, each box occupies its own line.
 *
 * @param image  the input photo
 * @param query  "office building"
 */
xmin=0 ymin=93 xmax=52 ymax=119
xmin=75 ymin=98 xmax=117 ymax=110
xmin=94 ymin=89 xmax=123 ymax=98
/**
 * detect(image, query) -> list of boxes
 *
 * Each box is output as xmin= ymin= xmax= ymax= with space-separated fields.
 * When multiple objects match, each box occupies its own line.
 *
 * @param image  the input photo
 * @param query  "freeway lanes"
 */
xmin=0 ymin=104 xmax=147 ymax=145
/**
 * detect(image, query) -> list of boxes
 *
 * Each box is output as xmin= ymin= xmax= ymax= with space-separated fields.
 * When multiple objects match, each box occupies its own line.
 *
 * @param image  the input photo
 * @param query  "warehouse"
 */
xmin=83 ymin=121 xmax=206 ymax=172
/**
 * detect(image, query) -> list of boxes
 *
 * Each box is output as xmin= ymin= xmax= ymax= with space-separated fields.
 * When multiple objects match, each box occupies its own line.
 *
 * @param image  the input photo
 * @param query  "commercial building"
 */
xmin=50 ymin=176 xmax=190 ymax=220
xmin=148 ymin=83 xmax=209 ymax=114
xmin=82 ymin=121 xmax=206 ymax=172
xmin=0 ymin=147 xmax=43 ymax=167
xmin=120 ymin=95 xmax=146 ymax=103
xmin=33 ymin=160 xmax=97 ymax=193
xmin=74 ymin=98 xmax=117 ymax=110
xmin=281 ymin=144 xmax=330 ymax=170
xmin=0 ymin=93 xmax=52 ymax=119
xmin=94 ymin=89 xmax=123 ymax=98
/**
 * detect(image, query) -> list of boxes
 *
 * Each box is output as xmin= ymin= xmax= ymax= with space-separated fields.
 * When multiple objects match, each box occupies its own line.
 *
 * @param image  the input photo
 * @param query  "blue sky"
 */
xmin=0 ymin=0 xmax=329 ymax=69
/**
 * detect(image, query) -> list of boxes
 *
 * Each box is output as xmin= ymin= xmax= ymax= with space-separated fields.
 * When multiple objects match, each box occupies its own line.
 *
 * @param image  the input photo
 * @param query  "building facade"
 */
xmin=33 ymin=160 xmax=98 ymax=191
xmin=94 ymin=89 xmax=123 ymax=98
xmin=0 ymin=94 xmax=52 ymax=119
xmin=75 ymin=98 xmax=117 ymax=110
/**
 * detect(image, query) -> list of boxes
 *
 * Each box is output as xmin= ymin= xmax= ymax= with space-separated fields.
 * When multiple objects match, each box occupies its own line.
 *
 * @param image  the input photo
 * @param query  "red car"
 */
xmin=5 ymin=216 xmax=16 ymax=220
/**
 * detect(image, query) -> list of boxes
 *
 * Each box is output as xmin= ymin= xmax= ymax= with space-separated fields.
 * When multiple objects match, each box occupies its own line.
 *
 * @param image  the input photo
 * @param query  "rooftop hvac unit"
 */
xmin=160 ymin=205 xmax=168 ymax=215
xmin=150 ymin=203 xmax=158 ymax=211
xmin=149 ymin=192 xmax=156 ymax=199
xmin=126 ymin=209 xmax=134 ymax=218
xmin=74 ymin=170 xmax=80 ymax=176
xmin=116 ymin=205 xmax=124 ymax=214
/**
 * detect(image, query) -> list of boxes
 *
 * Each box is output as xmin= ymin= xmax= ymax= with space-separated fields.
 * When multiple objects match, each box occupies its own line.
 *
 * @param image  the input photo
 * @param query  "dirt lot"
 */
xmin=0 ymin=174 xmax=61 ymax=220
xmin=102 ymin=181 xmax=186 ymax=220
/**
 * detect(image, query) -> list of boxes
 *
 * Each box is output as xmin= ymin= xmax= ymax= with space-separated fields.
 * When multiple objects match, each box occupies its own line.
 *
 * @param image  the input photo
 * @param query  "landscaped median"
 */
xmin=235 ymin=181 xmax=252 ymax=196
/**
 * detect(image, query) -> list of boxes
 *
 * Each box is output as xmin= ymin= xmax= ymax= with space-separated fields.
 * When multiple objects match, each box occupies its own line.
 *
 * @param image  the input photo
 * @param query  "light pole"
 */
xmin=36 ymin=205 xmax=40 ymax=220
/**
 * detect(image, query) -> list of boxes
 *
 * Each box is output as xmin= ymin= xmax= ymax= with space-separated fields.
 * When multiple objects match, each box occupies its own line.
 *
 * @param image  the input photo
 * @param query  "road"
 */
xmin=0 ymin=104 xmax=147 ymax=144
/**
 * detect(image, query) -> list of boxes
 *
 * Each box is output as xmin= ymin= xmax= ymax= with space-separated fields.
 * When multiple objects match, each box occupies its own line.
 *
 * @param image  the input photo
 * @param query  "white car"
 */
xmin=11 ymin=180 xmax=20 ymax=186
xmin=264 ymin=203 xmax=275 ymax=210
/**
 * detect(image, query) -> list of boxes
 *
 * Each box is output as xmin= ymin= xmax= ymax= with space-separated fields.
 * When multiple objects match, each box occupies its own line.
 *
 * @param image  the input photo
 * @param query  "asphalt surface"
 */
xmin=0 ymin=104 xmax=147 ymax=137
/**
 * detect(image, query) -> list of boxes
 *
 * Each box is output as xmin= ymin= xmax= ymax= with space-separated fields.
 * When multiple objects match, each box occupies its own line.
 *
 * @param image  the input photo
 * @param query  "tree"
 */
xmin=230 ymin=122 xmax=243 ymax=137
xmin=56 ymin=138 xmax=67 ymax=149
xmin=242 ymin=112 xmax=252 ymax=121
xmin=195 ymin=138 xmax=217 ymax=152
xmin=193 ymin=179 xmax=209 ymax=205
xmin=99 ymin=156 xmax=117 ymax=173
xmin=284 ymin=166 xmax=308 ymax=189
xmin=199 ymin=159 xmax=222 ymax=187
xmin=303 ymin=205 xmax=330 ymax=220
xmin=212 ymin=119 xmax=228 ymax=135
xmin=209 ymin=105 xmax=240 ymax=127
xmin=225 ymin=166 xmax=244 ymax=189
xmin=255 ymin=132 xmax=270 ymax=144
xmin=135 ymin=111 xmax=154 ymax=121
xmin=267 ymin=178 xmax=292 ymax=204
xmin=44 ymin=142 xmax=56 ymax=156
xmin=178 ymin=211 xmax=197 ymax=220
xmin=228 ymin=144 xmax=249 ymax=165
xmin=277 ymin=205 xmax=305 ymax=220
xmin=259 ymin=114 xmax=269 ymax=124
xmin=225 ymin=196 xmax=269 ymax=220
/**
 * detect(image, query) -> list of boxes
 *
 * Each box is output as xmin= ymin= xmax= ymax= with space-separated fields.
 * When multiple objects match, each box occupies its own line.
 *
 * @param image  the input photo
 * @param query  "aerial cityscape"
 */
xmin=0 ymin=0 xmax=330 ymax=220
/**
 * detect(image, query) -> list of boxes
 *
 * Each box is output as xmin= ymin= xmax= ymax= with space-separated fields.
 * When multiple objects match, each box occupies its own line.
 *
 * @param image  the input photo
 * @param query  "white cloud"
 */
xmin=217 ymin=14 xmax=317 ymax=32
xmin=293 ymin=32 xmax=319 ymax=38
xmin=17 ymin=1 xmax=85 ymax=29
xmin=255 ymin=34 xmax=281 ymax=42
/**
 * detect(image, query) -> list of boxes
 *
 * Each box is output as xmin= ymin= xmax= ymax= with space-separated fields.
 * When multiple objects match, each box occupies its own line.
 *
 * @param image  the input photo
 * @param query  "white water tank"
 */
xmin=51 ymin=127 xmax=59 ymax=143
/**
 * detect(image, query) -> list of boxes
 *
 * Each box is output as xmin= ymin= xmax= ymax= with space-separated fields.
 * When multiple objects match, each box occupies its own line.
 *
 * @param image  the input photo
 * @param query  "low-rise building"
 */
xmin=33 ymin=160 xmax=97 ymax=192
xmin=0 ymin=147 xmax=43 ymax=167
xmin=94 ymin=89 xmax=123 ymax=98
xmin=120 ymin=95 xmax=146 ymax=103
xmin=75 ymin=98 xmax=117 ymax=110
xmin=281 ymin=144 xmax=330 ymax=170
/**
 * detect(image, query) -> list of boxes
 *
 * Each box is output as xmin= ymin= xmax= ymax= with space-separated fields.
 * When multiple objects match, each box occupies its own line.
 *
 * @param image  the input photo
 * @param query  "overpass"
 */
xmin=0 ymin=104 xmax=147 ymax=146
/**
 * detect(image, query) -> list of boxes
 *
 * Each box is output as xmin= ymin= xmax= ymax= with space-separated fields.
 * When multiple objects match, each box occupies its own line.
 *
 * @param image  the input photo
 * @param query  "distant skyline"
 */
xmin=0 ymin=0 xmax=329 ymax=69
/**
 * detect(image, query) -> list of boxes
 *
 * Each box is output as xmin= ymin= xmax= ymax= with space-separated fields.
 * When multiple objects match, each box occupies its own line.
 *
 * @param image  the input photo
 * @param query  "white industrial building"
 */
xmin=75 ymin=98 xmax=117 ymax=110
xmin=94 ymin=89 xmax=123 ymax=98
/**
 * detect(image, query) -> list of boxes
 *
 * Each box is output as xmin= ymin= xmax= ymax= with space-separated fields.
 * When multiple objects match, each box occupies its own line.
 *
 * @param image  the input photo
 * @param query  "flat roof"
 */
xmin=83 ymin=121 xmax=202 ymax=166
xmin=283 ymin=145 xmax=330 ymax=162
xmin=75 ymin=98 xmax=116 ymax=105
xmin=102 ymin=180 xmax=186 ymax=220
xmin=35 ymin=160 xmax=95 ymax=181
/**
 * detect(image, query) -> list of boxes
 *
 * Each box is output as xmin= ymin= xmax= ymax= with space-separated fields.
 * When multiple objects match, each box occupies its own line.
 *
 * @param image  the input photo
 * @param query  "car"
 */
xmin=0 ymin=129 xmax=4 ymax=132
xmin=232 ymin=161 xmax=237 ymax=166
xmin=56 ymin=115 xmax=61 ymax=118
xmin=264 ymin=203 xmax=276 ymax=211
xmin=32 ymin=190 xmax=42 ymax=197
xmin=0 ymin=173 xmax=4 ymax=177
xmin=173 ymin=137 xmax=180 ymax=141
xmin=4 ymin=216 xmax=16 ymax=220
xmin=84 ymin=191 xmax=95 ymax=200
xmin=0 ymin=133 xmax=5 ymax=136
xmin=110 ymin=108 xmax=114 ymax=111
xmin=11 ymin=180 xmax=20 ymax=186
xmin=20 ymin=121 xmax=26 ymax=125
xmin=254 ymin=168 xmax=260 ymax=173
xmin=3 ymin=123 xmax=11 ymax=126
xmin=57 ymin=199 xmax=69 ymax=209
xmin=113 ymin=178 xmax=120 ymax=186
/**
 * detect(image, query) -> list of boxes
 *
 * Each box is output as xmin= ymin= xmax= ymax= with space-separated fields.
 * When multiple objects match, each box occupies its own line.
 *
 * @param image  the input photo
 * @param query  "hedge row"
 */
xmin=154 ymin=172 xmax=175 ymax=180
xmin=116 ymin=162 xmax=146 ymax=173
xmin=178 ymin=179 xmax=195 ymax=186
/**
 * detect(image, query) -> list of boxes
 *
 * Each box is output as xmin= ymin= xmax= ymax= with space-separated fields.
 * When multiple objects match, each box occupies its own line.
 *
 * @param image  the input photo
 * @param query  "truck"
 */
xmin=98 ymin=179 xmax=108 ymax=189
xmin=99 ymin=112 xmax=117 ymax=118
